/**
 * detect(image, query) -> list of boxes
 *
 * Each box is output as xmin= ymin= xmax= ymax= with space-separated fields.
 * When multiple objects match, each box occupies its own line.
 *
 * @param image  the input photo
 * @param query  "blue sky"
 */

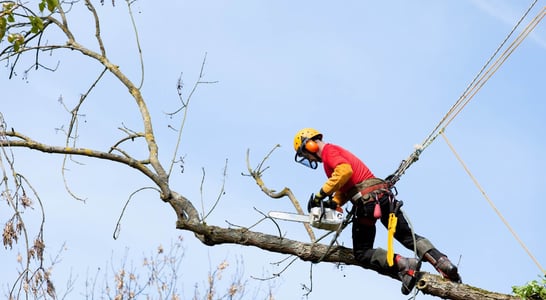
xmin=1 ymin=1 xmax=545 ymax=299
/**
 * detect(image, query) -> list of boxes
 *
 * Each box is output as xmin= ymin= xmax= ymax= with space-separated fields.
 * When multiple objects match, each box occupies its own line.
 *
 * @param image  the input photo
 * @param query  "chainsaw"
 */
xmin=268 ymin=205 xmax=344 ymax=231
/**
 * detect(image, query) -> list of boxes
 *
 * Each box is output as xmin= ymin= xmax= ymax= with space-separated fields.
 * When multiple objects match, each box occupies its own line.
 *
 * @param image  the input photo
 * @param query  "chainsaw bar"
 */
xmin=268 ymin=207 xmax=344 ymax=231
xmin=268 ymin=211 xmax=310 ymax=223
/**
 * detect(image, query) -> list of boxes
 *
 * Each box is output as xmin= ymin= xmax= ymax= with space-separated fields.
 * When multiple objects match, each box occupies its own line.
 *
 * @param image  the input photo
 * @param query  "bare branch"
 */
xmin=124 ymin=0 xmax=144 ymax=89
xmin=84 ymin=0 xmax=106 ymax=56
xmin=166 ymin=55 xmax=217 ymax=177
xmin=203 ymin=159 xmax=228 ymax=221
xmin=244 ymin=146 xmax=316 ymax=242
xmin=0 ymin=131 xmax=162 ymax=187
xmin=1 ymin=121 xmax=53 ymax=299
xmin=113 ymin=186 xmax=161 ymax=240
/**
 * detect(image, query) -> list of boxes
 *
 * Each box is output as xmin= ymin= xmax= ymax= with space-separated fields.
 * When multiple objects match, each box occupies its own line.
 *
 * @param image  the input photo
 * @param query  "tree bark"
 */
xmin=416 ymin=273 xmax=519 ymax=300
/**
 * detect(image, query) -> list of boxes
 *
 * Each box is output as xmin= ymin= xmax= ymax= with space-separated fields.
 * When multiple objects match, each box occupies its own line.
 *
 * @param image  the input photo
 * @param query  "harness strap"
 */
xmin=361 ymin=183 xmax=390 ymax=196
xmin=349 ymin=178 xmax=391 ymax=203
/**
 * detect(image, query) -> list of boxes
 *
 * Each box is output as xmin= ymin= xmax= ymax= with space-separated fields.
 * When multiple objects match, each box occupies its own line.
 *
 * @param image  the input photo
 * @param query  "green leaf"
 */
xmin=7 ymin=14 xmax=15 ymax=23
xmin=29 ymin=16 xmax=44 ymax=34
xmin=7 ymin=33 xmax=24 ymax=52
xmin=46 ymin=0 xmax=59 ymax=12
xmin=0 ymin=17 xmax=6 ymax=41
xmin=512 ymin=276 xmax=546 ymax=299
xmin=3 ymin=2 xmax=16 ymax=11
xmin=39 ymin=1 xmax=46 ymax=13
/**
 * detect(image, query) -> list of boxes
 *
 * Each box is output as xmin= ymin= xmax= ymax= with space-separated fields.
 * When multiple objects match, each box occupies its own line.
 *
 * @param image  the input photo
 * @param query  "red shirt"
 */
xmin=321 ymin=143 xmax=375 ymax=194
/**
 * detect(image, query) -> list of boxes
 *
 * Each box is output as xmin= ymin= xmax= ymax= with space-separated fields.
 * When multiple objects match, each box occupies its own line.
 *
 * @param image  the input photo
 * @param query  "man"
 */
xmin=293 ymin=128 xmax=461 ymax=295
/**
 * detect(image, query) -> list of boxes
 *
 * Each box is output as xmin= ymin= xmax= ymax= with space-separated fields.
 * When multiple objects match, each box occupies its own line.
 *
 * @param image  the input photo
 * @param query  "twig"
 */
xmin=166 ymin=54 xmax=218 ymax=177
xmin=113 ymin=186 xmax=160 ymax=239
xmin=203 ymin=159 xmax=228 ymax=221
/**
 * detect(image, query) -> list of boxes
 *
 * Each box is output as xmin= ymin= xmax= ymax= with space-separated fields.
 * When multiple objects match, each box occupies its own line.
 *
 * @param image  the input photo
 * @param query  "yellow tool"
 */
xmin=387 ymin=201 xmax=403 ymax=266
xmin=387 ymin=212 xmax=398 ymax=266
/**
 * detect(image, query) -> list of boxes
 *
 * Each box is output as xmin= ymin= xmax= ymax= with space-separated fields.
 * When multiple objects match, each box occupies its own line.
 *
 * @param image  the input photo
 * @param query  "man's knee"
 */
xmin=354 ymin=248 xmax=390 ymax=269
xmin=416 ymin=238 xmax=435 ymax=258
xmin=353 ymin=248 xmax=373 ymax=267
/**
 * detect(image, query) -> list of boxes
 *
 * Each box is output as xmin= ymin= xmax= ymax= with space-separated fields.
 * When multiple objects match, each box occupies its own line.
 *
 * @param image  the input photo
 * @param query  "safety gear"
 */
xmin=433 ymin=256 xmax=462 ymax=283
xmin=348 ymin=178 xmax=391 ymax=204
xmin=415 ymin=239 xmax=435 ymax=258
xmin=422 ymin=249 xmax=462 ymax=283
xmin=307 ymin=193 xmax=322 ymax=212
xmin=307 ymin=191 xmax=333 ymax=212
xmin=293 ymin=128 xmax=323 ymax=169
xmin=396 ymin=255 xmax=419 ymax=295
xmin=295 ymin=154 xmax=319 ymax=169
xmin=293 ymin=128 xmax=322 ymax=153
xmin=315 ymin=189 xmax=327 ymax=201
xmin=384 ymin=174 xmax=400 ymax=186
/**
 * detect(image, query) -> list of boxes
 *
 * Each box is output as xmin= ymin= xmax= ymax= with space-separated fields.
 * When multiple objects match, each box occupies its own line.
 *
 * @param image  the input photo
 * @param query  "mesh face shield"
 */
xmin=294 ymin=138 xmax=320 ymax=169
xmin=294 ymin=152 xmax=318 ymax=169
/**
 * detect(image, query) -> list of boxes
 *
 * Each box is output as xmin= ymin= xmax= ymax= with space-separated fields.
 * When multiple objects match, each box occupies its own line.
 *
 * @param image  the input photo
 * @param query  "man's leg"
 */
xmin=352 ymin=220 xmax=419 ymax=295
xmin=380 ymin=206 xmax=462 ymax=283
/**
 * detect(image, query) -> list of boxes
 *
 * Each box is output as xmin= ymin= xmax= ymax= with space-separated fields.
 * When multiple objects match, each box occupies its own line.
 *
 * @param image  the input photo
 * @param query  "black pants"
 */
xmin=352 ymin=193 xmax=430 ymax=277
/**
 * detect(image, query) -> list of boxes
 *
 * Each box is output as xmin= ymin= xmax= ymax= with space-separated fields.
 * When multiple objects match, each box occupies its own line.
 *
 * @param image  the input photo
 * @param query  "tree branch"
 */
xmin=174 ymin=210 xmax=519 ymax=300
xmin=416 ymin=273 xmax=519 ymax=300
xmin=245 ymin=146 xmax=316 ymax=242
xmin=0 ymin=133 xmax=161 ymax=187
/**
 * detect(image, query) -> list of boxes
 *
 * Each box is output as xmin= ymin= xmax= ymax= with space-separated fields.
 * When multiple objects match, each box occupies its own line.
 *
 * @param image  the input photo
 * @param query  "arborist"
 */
xmin=293 ymin=128 xmax=462 ymax=295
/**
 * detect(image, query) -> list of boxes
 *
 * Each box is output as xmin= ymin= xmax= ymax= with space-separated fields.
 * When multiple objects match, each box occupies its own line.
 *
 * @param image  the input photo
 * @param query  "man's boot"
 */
xmin=434 ymin=256 xmax=462 ymax=283
xmin=423 ymin=251 xmax=462 ymax=283
xmin=395 ymin=255 xmax=419 ymax=295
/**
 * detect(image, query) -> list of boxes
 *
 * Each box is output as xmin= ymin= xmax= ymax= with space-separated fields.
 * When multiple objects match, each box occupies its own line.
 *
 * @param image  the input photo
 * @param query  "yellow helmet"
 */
xmin=293 ymin=128 xmax=323 ymax=169
xmin=293 ymin=128 xmax=322 ymax=152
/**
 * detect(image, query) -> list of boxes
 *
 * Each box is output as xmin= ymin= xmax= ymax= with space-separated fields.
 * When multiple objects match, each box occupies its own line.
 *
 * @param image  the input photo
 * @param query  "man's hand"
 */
xmin=307 ymin=189 xmax=331 ymax=212
xmin=323 ymin=199 xmax=338 ymax=210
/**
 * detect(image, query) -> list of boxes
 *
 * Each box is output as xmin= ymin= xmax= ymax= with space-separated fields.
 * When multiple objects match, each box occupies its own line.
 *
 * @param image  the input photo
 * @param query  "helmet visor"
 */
xmin=294 ymin=152 xmax=318 ymax=169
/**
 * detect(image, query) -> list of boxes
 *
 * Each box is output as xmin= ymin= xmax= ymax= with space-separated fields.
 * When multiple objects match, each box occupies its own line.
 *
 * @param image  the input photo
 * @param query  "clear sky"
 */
xmin=1 ymin=1 xmax=545 ymax=299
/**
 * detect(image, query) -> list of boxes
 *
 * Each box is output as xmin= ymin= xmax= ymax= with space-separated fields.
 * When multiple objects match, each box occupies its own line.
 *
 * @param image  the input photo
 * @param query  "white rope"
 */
xmin=440 ymin=131 xmax=545 ymax=275
xmin=393 ymin=1 xmax=542 ymax=180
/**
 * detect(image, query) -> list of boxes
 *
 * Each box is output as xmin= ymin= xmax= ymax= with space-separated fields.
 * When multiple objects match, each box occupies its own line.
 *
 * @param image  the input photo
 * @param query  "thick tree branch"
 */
xmin=416 ymin=273 xmax=519 ymax=300
xmin=164 ymin=165 xmax=520 ymax=300
xmin=173 ymin=205 xmax=518 ymax=299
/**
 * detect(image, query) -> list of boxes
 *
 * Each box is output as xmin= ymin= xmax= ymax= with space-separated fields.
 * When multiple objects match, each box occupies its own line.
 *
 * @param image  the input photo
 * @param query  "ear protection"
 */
xmin=304 ymin=138 xmax=319 ymax=153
